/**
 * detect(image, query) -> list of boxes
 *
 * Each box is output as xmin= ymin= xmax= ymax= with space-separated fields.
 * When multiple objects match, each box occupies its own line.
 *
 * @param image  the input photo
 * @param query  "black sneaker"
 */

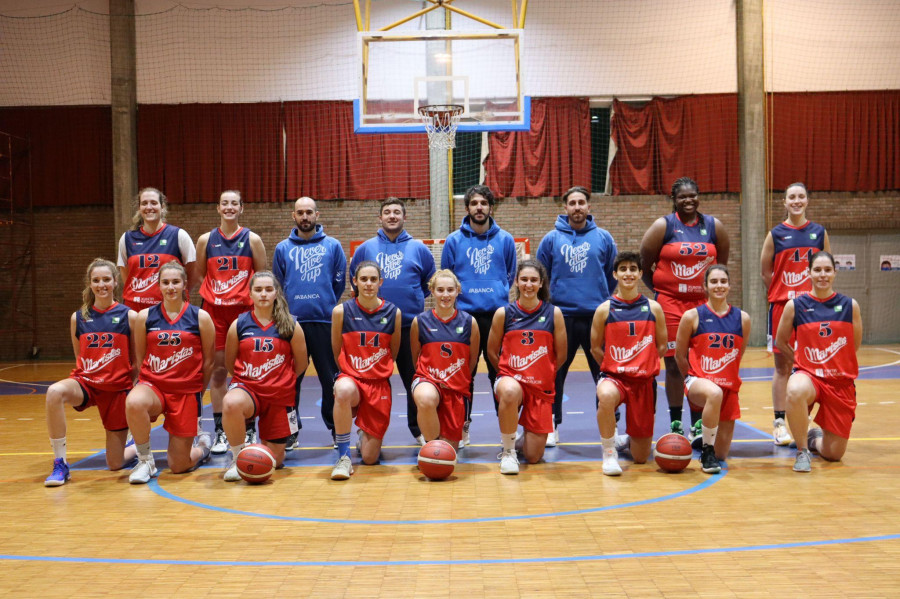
xmin=700 ymin=444 xmax=721 ymax=474
xmin=284 ymin=432 xmax=299 ymax=451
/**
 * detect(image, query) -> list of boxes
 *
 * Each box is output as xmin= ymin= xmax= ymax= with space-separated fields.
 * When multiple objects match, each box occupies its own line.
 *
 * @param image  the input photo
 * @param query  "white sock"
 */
xmin=50 ymin=437 xmax=67 ymax=462
xmin=231 ymin=443 xmax=246 ymax=459
xmin=136 ymin=441 xmax=152 ymax=461
xmin=501 ymin=432 xmax=516 ymax=451
xmin=601 ymin=436 xmax=616 ymax=453
xmin=702 ymin=424 xmax=718 ymax=446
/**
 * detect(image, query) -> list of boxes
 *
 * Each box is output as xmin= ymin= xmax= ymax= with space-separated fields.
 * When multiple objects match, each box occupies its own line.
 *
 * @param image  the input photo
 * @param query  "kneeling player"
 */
xmin=591 ymin=252 xmax=667 ymax=476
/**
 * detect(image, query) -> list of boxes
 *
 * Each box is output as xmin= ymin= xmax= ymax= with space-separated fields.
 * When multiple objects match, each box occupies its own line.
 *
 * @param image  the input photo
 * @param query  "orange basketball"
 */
xmin=653 ymin=433 xmax=692 ymax=473
xmin=417 ymin=440 xmax=457 ymax=480
xmin=236 ymin=443 xmax=276 ymax=484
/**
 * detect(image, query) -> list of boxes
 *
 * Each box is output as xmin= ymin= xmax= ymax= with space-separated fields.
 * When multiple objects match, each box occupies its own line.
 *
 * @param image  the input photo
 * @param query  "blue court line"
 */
xmin=146 ymin=469 xmax=725 ymax=525
xmin=2 ymin=532 xmax=897 ymax=567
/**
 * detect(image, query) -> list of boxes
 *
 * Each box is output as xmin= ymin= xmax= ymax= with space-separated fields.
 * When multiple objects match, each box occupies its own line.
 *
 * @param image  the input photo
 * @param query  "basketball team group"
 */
xmin=42 ymin=177 xmax=861 ymax=487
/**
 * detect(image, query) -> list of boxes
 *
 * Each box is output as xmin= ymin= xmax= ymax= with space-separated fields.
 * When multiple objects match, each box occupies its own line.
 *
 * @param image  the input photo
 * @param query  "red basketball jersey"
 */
xmin=601 ymin=295 xmax=660 ymax=379
xmin=687 ymin=303 xmax=743 ymax=391
xmin=122 ymin=224 xmax=187 ymax=307
xmin=231 ymin=311 xmax=296 ymax=407
xmin=199 ymin=227 xmax=255 ymax=307
xmin=652 ymin=213 xmax=718 ymax=300
xmin=338 ymin=298 xmax=398 ymax=380
xmin=498 ymin=300 xmax=557 ymax=392
xmin=768 ymin=221 xmax=827 ymax=302
xmin=140 ymin=303 xmax=204 ymax=393
xmin=414 ymin=308 xmax=473 ymax=395
xmin=71 ymin=302 xmax=133 ymax=390
xmin=793 ymin=292 xmax=857 ymax=381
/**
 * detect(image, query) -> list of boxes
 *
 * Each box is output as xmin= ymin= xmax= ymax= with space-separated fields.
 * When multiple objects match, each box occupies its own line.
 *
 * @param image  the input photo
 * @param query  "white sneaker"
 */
xmin=614 ymin=433 xmax=631 ymax=452
xmin=458 ymin=421 xmax=471 ymax=449
xmin=129 ymin=458 xmax=158 ymax=484
xmin=415 ymin=434 xmax=426 ymax=447
xmin=211 ymin=431 xmax=228 ymax=454
xmin=223 ymin=459 xmax=241 ymax=482
xmin=245 ymin=428 xmax=257 ymax=445
xmin=498 ymin=449 xmax=519 ymax=475
xmin=331 ymin=455 xmax=354 ymax=480
xmin=602 ymin=447 xmax=623 ymax=476
xmin=773 ymin=418 xmax=793 ymax=446
xmin=545 ymin=426 xmax=558 ymax=448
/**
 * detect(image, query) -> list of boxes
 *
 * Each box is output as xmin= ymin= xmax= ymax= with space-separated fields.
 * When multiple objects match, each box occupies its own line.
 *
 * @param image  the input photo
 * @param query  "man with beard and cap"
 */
xmin=273 ymin=197 xmax=347 ymax=448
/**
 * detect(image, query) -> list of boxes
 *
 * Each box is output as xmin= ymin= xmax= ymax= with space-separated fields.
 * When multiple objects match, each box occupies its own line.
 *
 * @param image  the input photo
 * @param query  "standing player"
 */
xmin=195 ymin=190 xmax=267 ymax=454
xmin=536 ymin=186 xmax=617 ymax=446
xmin=125 ymin=261 xmax=215 ymax=483
xmin=760 ymin=182 xmax=830 ymax=446
xmin=330 ymin=262 xmax=402 ymax=480
xmin=441 ymin=185 xmax=516 ymax=444
xmin=348 ymin=198 xmax=435 ymax=445
xmin=117 ymin=187 xmax=196 ymax=311
xmin=776 ymin=252 xmax=861 ymax=472
xmin=674 ymin=265 xmax=750 ymax=474
xmin=487 ymin=260 xmax=567 ymax=475
xmin=410 ymin=270 xmax=479 ymax=447
xmin=591 ymin=252 xmax=667 ymax=476
xmin=640 ymin=176 xmax=730 ymax=442
xmin=221 ymin=272 xmax=308 ymax=481
xmin=43 ymin=259 xmax=138 ymax=486
xmin=273 ymin=196 xmax=347 ymax=449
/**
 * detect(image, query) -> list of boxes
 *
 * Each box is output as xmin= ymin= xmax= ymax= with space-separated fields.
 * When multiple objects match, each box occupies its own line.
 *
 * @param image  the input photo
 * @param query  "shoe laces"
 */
xmin=52 ymin=459 xmax=67 ymax=474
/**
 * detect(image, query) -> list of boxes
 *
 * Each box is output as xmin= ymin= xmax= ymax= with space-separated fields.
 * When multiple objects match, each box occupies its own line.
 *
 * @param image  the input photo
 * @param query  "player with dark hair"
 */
xmin=760 ymin=182 xmax=830 ymax=446
xmin=221 ymin=271 xmax=308 ymax=481
xmin=330 ymin=261 xmax=402 ymax=480
xmin=640 ymin=176 xmax=731 ymax=443
xmin=674 ymin=264 xmax=750 ymax=474
xmin=487 ymin=260 xmax=567 ymax=474
xmin=591 ymin=251 xmax=667 ymax=476
xmin=44 ymin=259 xmax=138 ymax=486
xmin=125 ymin=261 xmax=215 ymax=484
xmin=776 ymin=251 xmax=862 ymax=472
xmin=195 ymin=190 xmax=267 ymax=454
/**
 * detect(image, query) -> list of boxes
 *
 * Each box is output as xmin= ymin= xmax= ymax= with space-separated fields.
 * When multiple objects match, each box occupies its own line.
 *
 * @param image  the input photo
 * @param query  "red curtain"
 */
xmin=610 ymin=94 xmax=740 ymax=195
xmin=0 ymin=106 xmax=112 ymax=207
xmin=284 ymin=101 xmax=429 ymax=200
xmin=769 ymin=91 xmax=900 ymax=191
xmin=483 ymin=97 xmax=591 ymax=198
xmin=137 ymin=103 xmax=284 ymax=204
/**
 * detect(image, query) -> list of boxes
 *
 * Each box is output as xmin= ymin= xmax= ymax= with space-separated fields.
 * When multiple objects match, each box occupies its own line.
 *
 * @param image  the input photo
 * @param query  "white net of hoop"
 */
xmin=418 ymin=105 xmax=464 ymax=150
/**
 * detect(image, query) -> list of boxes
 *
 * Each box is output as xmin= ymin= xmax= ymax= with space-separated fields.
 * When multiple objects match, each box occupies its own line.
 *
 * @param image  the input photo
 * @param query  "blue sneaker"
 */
xmin=44 ymin=458 xmax=70 ymax=487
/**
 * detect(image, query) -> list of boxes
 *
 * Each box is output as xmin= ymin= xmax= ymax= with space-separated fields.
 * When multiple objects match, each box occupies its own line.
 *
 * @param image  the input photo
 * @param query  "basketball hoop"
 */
xmin=418 ymin=104 xmax=464 ymax=150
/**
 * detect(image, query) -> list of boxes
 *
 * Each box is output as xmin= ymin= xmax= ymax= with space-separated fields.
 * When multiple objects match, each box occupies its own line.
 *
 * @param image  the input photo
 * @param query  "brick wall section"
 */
xmin=11 ymin=191 xmax=897 ymax=359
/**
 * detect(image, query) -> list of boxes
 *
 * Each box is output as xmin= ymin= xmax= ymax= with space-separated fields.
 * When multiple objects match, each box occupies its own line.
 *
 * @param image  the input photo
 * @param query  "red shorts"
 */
xmin=205 ymin=303 xmax=249 ymax=351
xmin=229 ymin=382 xmax=298 ymax=443
xmin=767 ymin=301 xmax=796 ymax=354
xmin=685 ymin=377 xmax=741 ymax=421
xmin=412 ymin=377 xmax=466 ymax=443
xmin=599 ymin=373 xmax=657 ymax=439
xmin=72 ymin=376 xmax=129 ymax=431
xmin=656 ymin=293 xmax=704 ymax=357
xmin=138 ymin=381 xmax=202 ymax=437
xmin=799 ymin=371 xmax=857 ymax=439
xmin=495 ymin=376 xmax=554 ymax=434
xmin=338 ymin=374 xmax=392 ymax=440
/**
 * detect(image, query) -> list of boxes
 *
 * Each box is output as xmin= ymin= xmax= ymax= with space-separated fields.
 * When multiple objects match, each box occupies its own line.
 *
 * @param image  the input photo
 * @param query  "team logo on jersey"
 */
xmin=427 ymin=358 xmax=467 ymax=381
xmin=641 ymin=305 xmax=649 ymax=312
xmin=212 ymin=271 xmax=250 ymax=294
xmin=560 ymin=242 xmax=590 ymax=274
xmin=146 ymin=347 xmax=194 ymax=373
xmin=834 ymin=305 xmax=843 ymax=312
xmin=508 ymin=345 xmax=549 ymax=370
xmin=608 ymin=335 xmax=654 ymax=363
xmin=455 ymin=326 xmax=464 ymax=334
xmin=160 ymin=239 xmax=167 ymax=246
xmin=810 ymin=233 xmax=818 ymax=239
xmin=238 ymin=241 xmax=245 ymax=248
xmin=538 ymin=316 xmax=546 ymax=323
xmin=112 ymin=317 xmax=121 ymax=323
xmin=700 ymin=229 xmax=707 ymax=236
xmin=376 ymin=250 xmax=404 ymax=280
xmin=130 ymin=273 xmax=159 ymax=292
xmin=350 ymin=348 xmax=389 ymax=373
xmin=466 ymin=244 xmax=495 ymax=275
xmin=288 ymin=244 xmax=327 ymax=282
xmin=672 ymin=256 xmax=714 ymax=280
xmin=81 ymin=349 xmax=123 ymax=373
xmin=380 ymin=317 xmax=388 ymax=324
xmin=700 ymin=348 xmax=740 ymax=374
xmin=782 ymin=271 xmax=809 ymax=287
xmin=804 ymin=337 xmax=847 ymax=364
xmin=242 ymin=354 xmax=286 ymax=380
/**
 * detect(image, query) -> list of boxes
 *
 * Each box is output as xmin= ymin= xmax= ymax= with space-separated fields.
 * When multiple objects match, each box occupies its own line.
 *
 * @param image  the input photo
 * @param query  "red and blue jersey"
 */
xmin=141 ymin=303 xmax=204 ymax=393
xmin=122 ymin=224 xmax=187 ymax=307
xmin=231 ymin=311 xmax=296 ymax=407
xmin=793 ymin=292 xmax=857 ymax=381
xmin=338 ymin=298 xmax=398 ymax=380
xmin=71 ymin=302 xmax=133 ymax=390
xmin=415 ymin=308 xmax=473 ymax=395
xmin=768 ymin=221 xmax=826 ymax=302
xmin=601 ymin=295 xmax=660 ymax=379
xmin=688 ymin=303 xmax=743 ymax=391
xmin=200 ymin=227 xmax=255 ymax=307
xmin=652 ymin=213 xmax=718 ymax=300
xmin=499 ymin=300 xmax=557 ymax=393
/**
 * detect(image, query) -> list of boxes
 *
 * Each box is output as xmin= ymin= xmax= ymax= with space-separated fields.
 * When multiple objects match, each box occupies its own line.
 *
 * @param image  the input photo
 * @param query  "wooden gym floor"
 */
xmin=1 ymin=346 xmax=899 ymax=598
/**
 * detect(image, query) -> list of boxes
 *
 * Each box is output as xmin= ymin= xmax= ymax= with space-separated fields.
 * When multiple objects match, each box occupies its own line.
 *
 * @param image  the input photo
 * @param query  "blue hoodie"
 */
xmin=536 ymin=215 xmax=617 ymax=316
xmin=272 ymin=224 xmax=347 ymax=323
xmin=441 ymin=216 xmax=516 ymax=314
xmin=349 ymin=229 xmax=436 ymax=327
